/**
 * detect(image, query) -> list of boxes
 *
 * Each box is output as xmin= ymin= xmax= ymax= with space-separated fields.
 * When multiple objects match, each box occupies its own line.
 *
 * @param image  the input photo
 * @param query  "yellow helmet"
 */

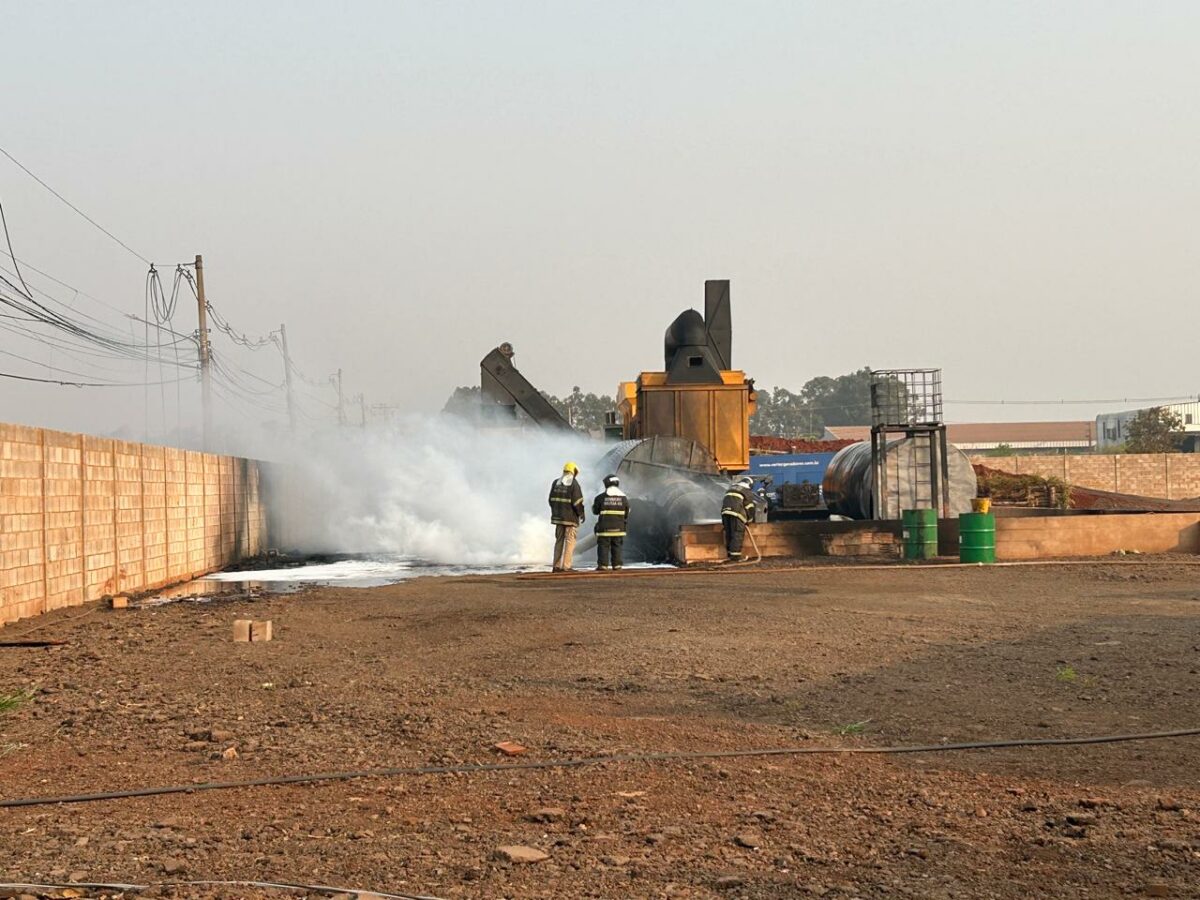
xmin=563 ymin=461 xmax=579 ymax=475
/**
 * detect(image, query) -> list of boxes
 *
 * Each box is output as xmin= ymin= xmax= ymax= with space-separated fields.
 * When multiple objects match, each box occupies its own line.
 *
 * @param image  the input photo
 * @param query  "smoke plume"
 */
xmin=263 ymin=416 xmax=606 ymax=565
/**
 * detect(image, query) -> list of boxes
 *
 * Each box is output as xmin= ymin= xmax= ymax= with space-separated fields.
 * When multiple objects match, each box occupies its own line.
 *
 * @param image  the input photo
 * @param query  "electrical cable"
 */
xmin=753 ymin=395 xmax=1200 ymax=418
xmin=0 ymin=185 xmax=330 ymax=413
xmin=0 ymin=246 xmax=143 ymax=321
xmin=179 ymin=269 xmax=278 ymax=350
xmin=0 ymin=261 xmax=188 ymax=349
xmin=0 ymin=145 xmax=152 ymax=265
xmin=0 ymin=197 xmax=33 ymax=298
xmin=210 ymin=357 xmax=289 ymax=410
xmin=0 ymin=369 xmax=194 ymax=388
xmin=0 ymin=345 xmax=159 ymax=383
xmin=0 ymin=282 xmax=199 ymax=384
xmin=0 ymin=317 xmax=191 ymax=375
xmin=3 ymin=727 xmax=1198 ymax=809
xmin=947 ymin=396 xmax=1199 ymax=406
xmin=0 ymin=882 xmax=442 ymax=900
xmin=0 ymin=283 xmax=194 ymax=364
xmin=0 ymin=606 xmax=99 ymax=639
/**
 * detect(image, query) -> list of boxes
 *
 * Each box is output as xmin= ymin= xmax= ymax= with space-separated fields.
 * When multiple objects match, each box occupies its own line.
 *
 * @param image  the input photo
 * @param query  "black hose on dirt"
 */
xmin=3 ymin=727 xmax=1199 ymax=809
xmin=0 ymin=881 xmax=440 ymax=900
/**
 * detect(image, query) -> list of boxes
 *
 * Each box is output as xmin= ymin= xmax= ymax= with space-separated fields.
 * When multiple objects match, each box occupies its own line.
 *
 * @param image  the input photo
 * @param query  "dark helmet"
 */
xmin=603 ymin=474 xmax=620 ymax=487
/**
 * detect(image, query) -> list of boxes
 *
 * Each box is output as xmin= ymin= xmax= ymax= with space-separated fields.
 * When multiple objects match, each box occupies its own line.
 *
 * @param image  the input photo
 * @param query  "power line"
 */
xmin=179 ymin=269 xmax=278 ymax=350
xmin=0 ymin=187 xmax=343 ymax=420
xmin=0 ymin=145 xmax=152 ymax=265
xmin=754 ymin=393 xmax=1199 ymax=412
xmin=0 ymin=246 xmax=135 ymax=319
xmin=0 ymin=369 xmax=194 ymax=388
xmin=0 ymin=260 xmax=196 ymax=351
xmin=0 ymin=344 xmax=165 ymax=383
xmin=0 ymin=198 xmax=33 ymax=297
xmin=946 ymin=395 xmax=1198 ymax=406
xmin=0 ymin=289 xmax=198 ymax=366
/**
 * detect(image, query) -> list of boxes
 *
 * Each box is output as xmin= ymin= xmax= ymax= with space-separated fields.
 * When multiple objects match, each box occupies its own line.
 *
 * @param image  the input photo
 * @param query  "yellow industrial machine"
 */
xmin=617 ymin=280 xmax=756 ymax=473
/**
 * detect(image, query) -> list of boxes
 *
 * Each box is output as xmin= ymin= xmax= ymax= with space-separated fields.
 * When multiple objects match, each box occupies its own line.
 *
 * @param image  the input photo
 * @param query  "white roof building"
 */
xmin=1096 ymin=401 xmax=1200 ymax=452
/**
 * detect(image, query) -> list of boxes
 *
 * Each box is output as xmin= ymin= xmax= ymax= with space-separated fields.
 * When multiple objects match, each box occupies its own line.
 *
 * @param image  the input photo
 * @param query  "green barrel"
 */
xmin=901 ymin=508 xmax=938 ymax=560
xmin=959 ymin=511 xmax=996 ymax=563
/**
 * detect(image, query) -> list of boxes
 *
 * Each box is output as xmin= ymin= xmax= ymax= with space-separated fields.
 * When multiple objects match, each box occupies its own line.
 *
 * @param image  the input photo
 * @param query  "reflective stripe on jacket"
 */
xmin=549 ymin=476 xmax=585 ymax=525
xmin=721 ymin=485 xmax=756 ymax=522
xmin=592 ymin=486 xmax=630 ymax=537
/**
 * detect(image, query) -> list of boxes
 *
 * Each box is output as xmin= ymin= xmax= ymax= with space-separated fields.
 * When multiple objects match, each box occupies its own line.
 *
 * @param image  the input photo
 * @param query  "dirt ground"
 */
xmin=2 ymin=560 xmax=1200 ymax=899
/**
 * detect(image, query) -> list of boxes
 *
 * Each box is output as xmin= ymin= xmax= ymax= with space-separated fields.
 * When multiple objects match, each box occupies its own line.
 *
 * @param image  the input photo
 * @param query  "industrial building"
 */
xmin=1096 ymin=401 xmax=1200 ymax=452
xmin=824 ymin=421 xmax=1097 ymax=454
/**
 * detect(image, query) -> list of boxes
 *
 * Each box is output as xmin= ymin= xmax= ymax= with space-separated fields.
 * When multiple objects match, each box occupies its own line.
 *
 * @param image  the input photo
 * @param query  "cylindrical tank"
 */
xmin=822 ymin=438 xmax=977 ymax=520
xmin=959 ymin=511 xmax=997 ymax=563
xmin=579 ymin=436 xmax=727 ymax=562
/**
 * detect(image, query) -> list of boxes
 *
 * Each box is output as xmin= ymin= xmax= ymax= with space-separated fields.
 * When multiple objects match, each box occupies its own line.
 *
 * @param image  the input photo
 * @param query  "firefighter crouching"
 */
xmin=721 ymin=475 xmax=757 ymax=561
xmin=592 ymin=474 xmax=630 ymax=571
xmin=549 ymin=461 xmax=586 ymax=572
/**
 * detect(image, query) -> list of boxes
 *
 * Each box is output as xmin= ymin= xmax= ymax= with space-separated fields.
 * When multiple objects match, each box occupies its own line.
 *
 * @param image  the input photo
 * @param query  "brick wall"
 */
xmin=675 ymin=512 xmax=1200 ymax=563
xmin=969 ymin=453 xmax=1200 ymax=500
xmin=992 ymin=512 xmax=1200 ymax=559
xmin=1 ymin=423 xmax=267 ymax=627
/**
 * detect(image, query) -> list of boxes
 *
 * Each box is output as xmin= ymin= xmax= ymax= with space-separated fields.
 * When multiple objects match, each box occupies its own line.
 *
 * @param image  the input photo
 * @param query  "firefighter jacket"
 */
xmin=721 ymin=484 xmax=757 ymax=523
xmin=549 ymin=474 xmax=585 ymax=526
xmin=592 ymin=486 xmax=630 ymax=537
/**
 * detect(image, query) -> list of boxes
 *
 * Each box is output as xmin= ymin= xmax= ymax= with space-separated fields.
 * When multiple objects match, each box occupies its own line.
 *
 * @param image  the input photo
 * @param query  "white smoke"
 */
xmin=264 ymin=416 xmax=607 ymax=565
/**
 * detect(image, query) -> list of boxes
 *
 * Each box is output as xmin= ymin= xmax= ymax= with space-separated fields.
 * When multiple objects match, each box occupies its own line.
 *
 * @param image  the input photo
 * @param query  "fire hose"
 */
xmin=3 ymin=727 xmax=1199 ymax=809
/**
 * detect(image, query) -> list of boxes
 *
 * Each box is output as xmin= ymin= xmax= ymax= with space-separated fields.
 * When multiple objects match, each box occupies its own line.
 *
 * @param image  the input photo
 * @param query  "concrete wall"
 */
xmin=675 ymin=511 xmax=1200 ymax=564
xmin=969 ymin=452 xmax=1200 ymax=500
xmin=990 ymin=512 xmax=1200 ymax=560
xmin=1 ymin=423 xmax=267 ymax=627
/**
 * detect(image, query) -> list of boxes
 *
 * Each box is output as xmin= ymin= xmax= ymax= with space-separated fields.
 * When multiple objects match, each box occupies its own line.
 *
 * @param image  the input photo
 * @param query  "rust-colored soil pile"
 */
xmin=750 ymin=436 xmax=855 ymax=454
xmin=974 ymin=463 xmax=1200 ymax=512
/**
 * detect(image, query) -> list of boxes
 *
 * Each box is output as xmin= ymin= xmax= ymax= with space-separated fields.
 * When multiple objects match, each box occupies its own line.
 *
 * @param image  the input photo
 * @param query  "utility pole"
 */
xmin=278 ymin=323 xmax=297 ymax=433
xmin=358 ymin=393 xmax=367 ymax=428
xmin=194 ymin=254 xmax=213 ymax=450
xmin=335 ymin=368 xmax=346 ymax=426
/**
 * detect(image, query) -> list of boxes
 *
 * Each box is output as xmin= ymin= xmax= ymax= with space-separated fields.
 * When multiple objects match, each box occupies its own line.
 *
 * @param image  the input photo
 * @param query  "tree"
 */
xmin=443 ymin=385 xmax=616 ymax=433
xmin=1124 ymin=406 xmax=1184 ymax=454
xmin=749 ymin=368 xmax=874 ymax=437
xmin=442 ymin=385 xmax=482 ymax=418
xmin=542 ymin=387 xmax=615 ymax=431
xmin=990 ymin=443 xmax=1016 ymax=457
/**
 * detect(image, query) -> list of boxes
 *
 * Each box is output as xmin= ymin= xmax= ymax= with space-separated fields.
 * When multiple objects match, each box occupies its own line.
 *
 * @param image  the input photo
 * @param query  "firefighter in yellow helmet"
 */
xmin=549 ymin=461 xmax=585 ymax=571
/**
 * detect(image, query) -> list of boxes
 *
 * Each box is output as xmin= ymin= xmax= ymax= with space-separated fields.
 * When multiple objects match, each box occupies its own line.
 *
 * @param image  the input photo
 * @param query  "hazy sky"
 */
xmin=3 ymin=1 xmax=1199 ymax=438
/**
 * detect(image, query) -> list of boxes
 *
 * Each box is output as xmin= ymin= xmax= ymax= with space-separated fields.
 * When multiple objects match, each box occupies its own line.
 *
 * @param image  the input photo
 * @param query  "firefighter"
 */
xmin=549 ymin=461 xmax=585 ymax=571
xmin=721 ymin=475 xmax=757 ymax=561
xmin=592 ymin=474 xmax=630 ymax=571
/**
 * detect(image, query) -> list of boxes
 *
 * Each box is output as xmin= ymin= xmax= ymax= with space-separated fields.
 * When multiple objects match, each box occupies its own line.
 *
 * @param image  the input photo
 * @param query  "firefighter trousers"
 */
xmin=723 ymin=515 xmax=746 ymax=559
xmin=596 ymin=535 xmax=624 ymax=569
xmin=553 ymin=524 xmax=578 ymax=570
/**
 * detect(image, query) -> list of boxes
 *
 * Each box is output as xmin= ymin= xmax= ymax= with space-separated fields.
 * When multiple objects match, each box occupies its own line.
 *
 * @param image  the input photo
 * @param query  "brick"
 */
xmin=250 ymin=620 xmax=273 ymax=642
